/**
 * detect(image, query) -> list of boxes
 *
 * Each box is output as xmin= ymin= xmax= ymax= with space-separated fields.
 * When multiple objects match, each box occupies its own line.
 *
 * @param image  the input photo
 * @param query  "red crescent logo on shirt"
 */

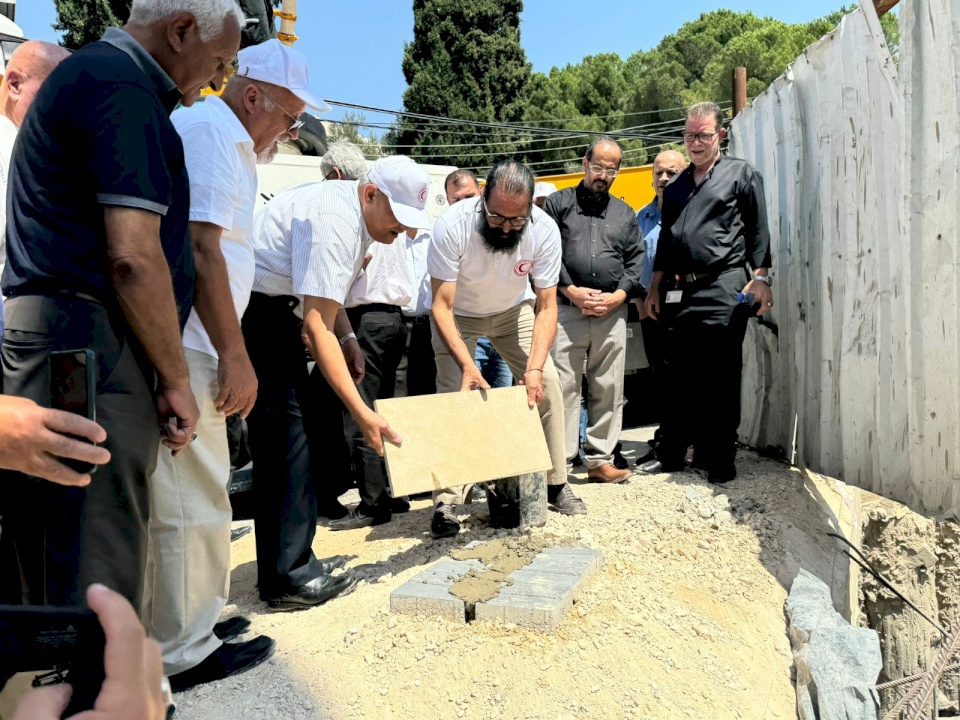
xmin=514 ymin=259 xmax=534 ymax=276
xmin=418 ymin=186 xmax=428 ymax=204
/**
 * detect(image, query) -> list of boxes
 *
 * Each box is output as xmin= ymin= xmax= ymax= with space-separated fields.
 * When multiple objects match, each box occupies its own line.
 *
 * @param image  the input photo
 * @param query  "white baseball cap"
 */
xmin=534 ymin=182 xmax=558 ymax=199
xmin=234 ymin=39 xmax=330 ymax=112
xmin=367 ymin=156 xmax=432 ymax=229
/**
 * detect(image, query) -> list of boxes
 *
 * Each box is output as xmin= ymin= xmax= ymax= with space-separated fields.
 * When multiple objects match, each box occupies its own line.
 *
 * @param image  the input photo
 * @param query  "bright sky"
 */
xmin=17 ymin=0 xmax=855 ymax=127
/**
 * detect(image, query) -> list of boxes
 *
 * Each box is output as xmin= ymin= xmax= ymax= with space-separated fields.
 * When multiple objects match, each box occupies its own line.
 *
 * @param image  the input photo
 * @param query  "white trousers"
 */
xmin=141 ymin=348 xmax=232 ymax=675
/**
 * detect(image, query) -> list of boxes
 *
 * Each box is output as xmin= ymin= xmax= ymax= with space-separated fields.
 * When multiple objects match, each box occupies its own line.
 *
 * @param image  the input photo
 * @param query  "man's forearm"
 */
xmin=192 ymin=229 xmax=246 ymax=361
xmin=433 ymin=304 xmax=474 ymax=371
xmin=334 ymin=307 xmax=354 ymax=339
xmin=303 ymin=316 xmax=368 ymax=420
xmin=529 ymin=303 xmax=557 ymax=372
xmin=648 ymin=271 xmax=665 ymax=295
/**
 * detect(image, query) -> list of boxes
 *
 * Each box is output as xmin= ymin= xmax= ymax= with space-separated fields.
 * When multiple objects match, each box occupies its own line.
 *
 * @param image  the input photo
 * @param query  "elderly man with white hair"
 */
xmin=320 ymin=138 xmax=368 ymax=180
xmin=140 ymin=38 xmax=331 ymax=691
xmin=0 ymin=0 xmax=242 ymax=658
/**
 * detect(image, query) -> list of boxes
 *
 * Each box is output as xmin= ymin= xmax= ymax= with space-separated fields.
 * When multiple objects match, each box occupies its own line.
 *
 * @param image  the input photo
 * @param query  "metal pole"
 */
xmin=732 ymin=67 xmax=748 ymax=118
xmin=276 ymin=0 xmax=298 ymax=46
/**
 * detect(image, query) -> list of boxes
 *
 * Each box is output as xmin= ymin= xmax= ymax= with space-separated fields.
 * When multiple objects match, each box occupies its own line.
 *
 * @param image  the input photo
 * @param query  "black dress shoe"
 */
xmin=635 ymin=450 xmax=657 ymax=466
xmin=328 ymin=506 xmax=391 ymax=531
xmin=213 ymin=615 xmax=250 ymax=643
xmin=230 ymin=526 xmax=252 ymax=543
xmin=267 ymin=573 xmax=359 ymax=611
xmin=430 ymin=503 xmax=460 ymax=539
xmin=316 ymin=499 xmax=350 ymax=520
xmin=637 ymin=459 xmax=684 ymax=474
xmin=708 ymin=468 xmax=737 ymax=484
xmin=389 ymin=495 xmax=411 ymax=513
xmin=613 ymin=442 xmax=628 ymax=470
xmin=168 ymin=636 xmax=276 ymax=692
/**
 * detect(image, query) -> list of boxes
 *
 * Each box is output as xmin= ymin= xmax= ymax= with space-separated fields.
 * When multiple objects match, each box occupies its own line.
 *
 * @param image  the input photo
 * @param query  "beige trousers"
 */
xmin=141 ymin=348 xmax=232 ymax=676
xmin=431 ymin=301 xmax=567 ymax=507
xmin=553 ymin=304 xmax=627 ymax=470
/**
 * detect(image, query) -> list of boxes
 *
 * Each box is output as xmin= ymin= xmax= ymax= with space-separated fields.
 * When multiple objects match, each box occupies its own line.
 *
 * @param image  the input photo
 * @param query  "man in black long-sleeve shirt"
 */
xmin=544 ymin=138 xmax=643 ymax=485
xmin=642 ymin=102 xmax=773 ymax=484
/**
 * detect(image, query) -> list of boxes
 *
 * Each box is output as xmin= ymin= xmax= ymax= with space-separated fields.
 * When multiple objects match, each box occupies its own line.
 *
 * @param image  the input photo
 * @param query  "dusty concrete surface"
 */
xmin=0 ymin=427 xmax=864 ymax=720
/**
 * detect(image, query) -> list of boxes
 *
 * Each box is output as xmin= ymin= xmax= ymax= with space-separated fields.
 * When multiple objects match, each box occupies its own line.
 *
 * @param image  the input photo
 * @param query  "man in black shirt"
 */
xmin=1 ymin=1 xmax=243 ymax=611
xmin=641 ymin=102 xmax=773 ymax=484
xmin=544 ymin=138 xmax=643 ymax=484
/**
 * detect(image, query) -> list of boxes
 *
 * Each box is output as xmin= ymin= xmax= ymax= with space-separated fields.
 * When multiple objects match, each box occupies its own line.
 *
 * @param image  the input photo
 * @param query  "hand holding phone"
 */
xmin=0 ymin=396 xmax=109 ymax=486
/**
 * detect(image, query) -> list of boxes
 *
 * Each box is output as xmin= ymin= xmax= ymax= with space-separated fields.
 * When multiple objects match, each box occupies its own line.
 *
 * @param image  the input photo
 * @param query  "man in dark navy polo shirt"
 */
xmin=0 ymin=0 xmax=243 ymax=612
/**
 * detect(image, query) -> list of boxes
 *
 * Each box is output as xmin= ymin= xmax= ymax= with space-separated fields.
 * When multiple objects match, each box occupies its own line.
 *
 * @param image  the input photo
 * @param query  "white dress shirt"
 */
xmin=401 ymin=227 xmax=432 ymax=317
xmin=252 ymin=180 xmax=373 ymax=317
xmin=173 ymin=96 xmax=258 ymax=358
xmin=344 ymin=235 xmax=412 ymax=309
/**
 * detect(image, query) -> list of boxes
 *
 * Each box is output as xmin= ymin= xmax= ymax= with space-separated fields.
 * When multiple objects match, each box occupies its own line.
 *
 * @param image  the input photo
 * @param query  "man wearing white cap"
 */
xmin=533 ymin=181 xmax=558 ymax=209
xmin=243 ymin=155 xmax=430 ymax=610
xmin=141 ymin=38 xmax=329 ymax=691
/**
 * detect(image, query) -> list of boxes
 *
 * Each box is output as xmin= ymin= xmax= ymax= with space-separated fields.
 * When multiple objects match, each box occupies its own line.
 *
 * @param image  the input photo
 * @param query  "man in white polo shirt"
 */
xmin=428 ymin=159 xmax=587 ymax=539
xmin=141 ymin=39 xmax=328 ymax=691
xmin=244 ymin=155 xmax=430 ymax=609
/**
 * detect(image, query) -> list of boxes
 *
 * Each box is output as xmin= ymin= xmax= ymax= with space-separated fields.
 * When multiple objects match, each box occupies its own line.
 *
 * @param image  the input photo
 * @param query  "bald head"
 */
xmin=1 ymin=41 xmax=71 ymax=127
xmin=652 ymin=150 xmax=686 ymax=205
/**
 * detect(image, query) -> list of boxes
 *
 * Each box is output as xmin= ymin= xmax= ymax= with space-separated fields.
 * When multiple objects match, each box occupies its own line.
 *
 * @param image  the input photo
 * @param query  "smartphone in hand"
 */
xmin=49 ymin=349 xmax=98 ymax=475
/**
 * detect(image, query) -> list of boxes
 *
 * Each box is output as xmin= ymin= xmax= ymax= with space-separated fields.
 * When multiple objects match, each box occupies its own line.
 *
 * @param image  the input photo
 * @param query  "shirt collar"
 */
xmin=201 ymin=95 xmax=254 ymax=147
xmin=101 ymin=28 xmax=181 ymax=113
xmin=638 ymin=199 xmax=660 ymax=219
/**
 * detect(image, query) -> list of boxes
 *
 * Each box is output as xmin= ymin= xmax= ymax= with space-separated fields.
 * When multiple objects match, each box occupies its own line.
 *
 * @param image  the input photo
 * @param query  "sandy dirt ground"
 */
xmin=3 ymin=427 xmax=859 ymax=720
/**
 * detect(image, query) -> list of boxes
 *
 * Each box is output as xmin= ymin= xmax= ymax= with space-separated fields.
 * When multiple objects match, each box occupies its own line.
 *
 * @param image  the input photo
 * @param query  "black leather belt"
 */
xmin=8 ymin=288 xmax=103 ymax=305
xmin=402 ymin=313 xmax=430 ymax=324
xmin=349 ymin=303 xmax=401 ymax=314
xmin=681 ymin=272 xmax=712 ymax=283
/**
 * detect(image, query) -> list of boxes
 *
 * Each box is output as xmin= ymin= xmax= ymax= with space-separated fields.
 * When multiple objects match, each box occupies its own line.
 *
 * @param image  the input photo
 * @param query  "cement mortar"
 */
xmin=448 ymin=536 xmax=551 ymax=605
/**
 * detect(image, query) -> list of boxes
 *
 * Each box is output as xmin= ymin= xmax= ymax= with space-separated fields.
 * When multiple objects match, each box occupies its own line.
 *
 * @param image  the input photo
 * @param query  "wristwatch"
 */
xmin=338 ymin=332 xmax=357 ymax=346
xmin=753 ymin=274 xmax=773 ymax=287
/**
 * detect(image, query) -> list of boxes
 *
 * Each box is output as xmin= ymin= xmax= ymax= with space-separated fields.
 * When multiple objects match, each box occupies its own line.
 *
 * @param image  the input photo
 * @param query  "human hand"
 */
xmin=156 ymin=385 xmax=200 ymax=456
xmin=12 ymin=584 xmax=168 ymax=720
xmin=563 ymin=286 xmax=601 ymax=310
xmin=341 ymin=338 xmax=366 ymax=384
xmin=644 ymin=291 xmax=660 ymax=320
xmin=518 ymin=369 xmax=543 ymax=408
xmin=635 ymin=298 xmax=649 ymax=320
xmin=215 ymin=351 xmax=258 ymax=419
xmin=741 ymin=278 xmax=774 ymax=316
xmin=460 ymin=364 xmax=491 ymax=392
xmin=0 ymin=396 xmax=111 ymax=486
xmin=358 ymin=410 xmax=402 ymax=457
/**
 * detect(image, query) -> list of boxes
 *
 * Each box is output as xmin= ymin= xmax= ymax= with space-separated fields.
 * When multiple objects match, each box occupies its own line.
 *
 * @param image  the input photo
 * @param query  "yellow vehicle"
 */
xmin=536 ymin=164 xmax=656 ymax=213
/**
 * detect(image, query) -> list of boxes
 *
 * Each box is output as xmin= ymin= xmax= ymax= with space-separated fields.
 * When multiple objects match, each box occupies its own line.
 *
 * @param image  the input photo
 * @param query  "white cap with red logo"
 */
xmin=534 ymin=182 xmax=558 ymax=200
xmin=235 ymin=38 xmax=331 ymax=112
xmin=366 ymin=156 xmax=431 ymax=229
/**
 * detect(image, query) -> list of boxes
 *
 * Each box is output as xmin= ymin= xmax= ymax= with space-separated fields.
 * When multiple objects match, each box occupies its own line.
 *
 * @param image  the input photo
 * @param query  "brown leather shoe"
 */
xmin=587 ymin=463 xmax=633 ymax=484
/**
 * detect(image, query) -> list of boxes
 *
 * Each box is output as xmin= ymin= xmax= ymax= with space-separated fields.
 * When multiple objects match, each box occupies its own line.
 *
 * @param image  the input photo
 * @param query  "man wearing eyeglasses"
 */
xmin=428 ymin=159 xmax=587 ymax=538
xmin=141 ymin=39 xmax=328 ymax=691
xmin=641 ymin=101 xmax=773 ymax=485
xmin=543 ymin=138 xmax=643 ymax=485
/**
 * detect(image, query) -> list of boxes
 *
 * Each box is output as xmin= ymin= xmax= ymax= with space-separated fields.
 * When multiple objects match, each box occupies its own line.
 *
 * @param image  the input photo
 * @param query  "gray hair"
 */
xmin=483 ymin=159 xmax=534 ymax=204
xmin=687 ymin=101 xmax=725 ymax=133
xmin=585 ymin=137 xmax=622 ymax=163
xmin=128 ymin=0 xmax=246 ymax=41
xmin=222 ymin=75 xmax=275 ymax=111
xmin=320 ymin=140 xmax=368 ymax=181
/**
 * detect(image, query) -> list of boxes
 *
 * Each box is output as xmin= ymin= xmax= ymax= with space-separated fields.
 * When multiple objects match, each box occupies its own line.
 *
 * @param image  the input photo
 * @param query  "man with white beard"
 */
xmin=141 ymin=39 xmax=329 ymax=691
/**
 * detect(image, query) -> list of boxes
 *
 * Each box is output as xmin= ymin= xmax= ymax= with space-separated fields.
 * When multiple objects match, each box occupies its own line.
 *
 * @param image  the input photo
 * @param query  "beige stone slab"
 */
xmin=375 ymin=386 xmax=552 ymax=497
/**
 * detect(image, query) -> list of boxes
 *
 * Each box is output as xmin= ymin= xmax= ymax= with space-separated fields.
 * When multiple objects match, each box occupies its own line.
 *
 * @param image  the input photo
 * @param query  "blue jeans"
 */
xmin=475 ymin=336 xmax=513 ymax=388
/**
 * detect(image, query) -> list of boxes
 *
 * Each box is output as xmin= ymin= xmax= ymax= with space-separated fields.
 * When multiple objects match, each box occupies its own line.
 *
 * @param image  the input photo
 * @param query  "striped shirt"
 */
xmin=252 ymin=180 xmax=374 ymax=317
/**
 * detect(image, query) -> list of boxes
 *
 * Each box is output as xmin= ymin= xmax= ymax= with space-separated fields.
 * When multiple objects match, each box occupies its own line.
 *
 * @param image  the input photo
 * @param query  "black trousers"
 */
xmin=343 ymin=305 xmax=408 ymax=511
xmin=655 ymin=268 xmax=751 ymax=476
xmin=396 ymin=315 xmax=437 ymax=398
xmin=0 ymin=294 xmax=159 ymax=607
xmin=308 ymin=363 xmax=352 ymax=507
xmin=242 ymin=293 xmax=329 ymax=598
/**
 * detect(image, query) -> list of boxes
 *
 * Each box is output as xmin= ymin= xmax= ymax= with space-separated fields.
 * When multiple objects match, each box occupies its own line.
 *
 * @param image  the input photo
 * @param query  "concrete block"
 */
xmin=410 ymin=558 xmax=485 ymax=585
xmin=475 ymin=593 xmax=568 ymax=633
xmin=496 ymin=569 xmax=578 ymax=605
xmin=531 ymin=547 xmax=603 ymax=580
xmin=390 ymin=581 xmax=466 ymax=621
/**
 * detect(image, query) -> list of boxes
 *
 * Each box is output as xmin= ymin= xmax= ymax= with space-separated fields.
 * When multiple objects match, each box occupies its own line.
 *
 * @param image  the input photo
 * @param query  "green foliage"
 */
xmin=327 ymin=112 xmax=383 ymax=158
xmin=53 ymin=0 xmax=129 ymax=49
xmin=386 ymin=0 xmax=531 ymax=168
